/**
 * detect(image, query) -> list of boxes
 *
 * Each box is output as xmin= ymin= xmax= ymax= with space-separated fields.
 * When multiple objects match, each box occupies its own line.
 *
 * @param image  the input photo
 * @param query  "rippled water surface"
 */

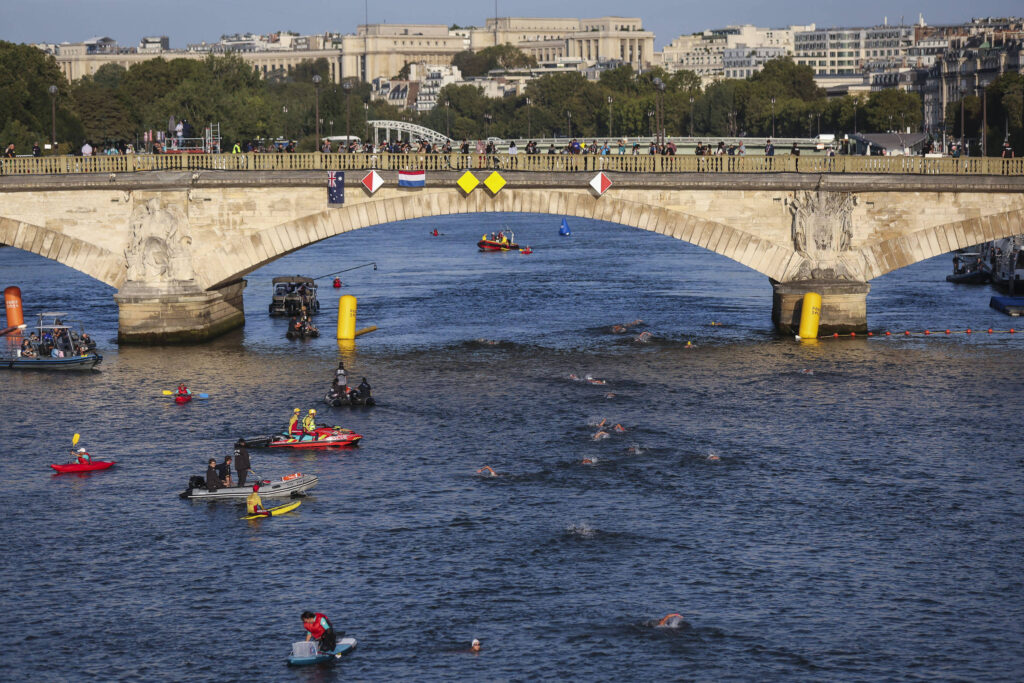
xmin=2 ymin=214 xmax=1023 ymax=681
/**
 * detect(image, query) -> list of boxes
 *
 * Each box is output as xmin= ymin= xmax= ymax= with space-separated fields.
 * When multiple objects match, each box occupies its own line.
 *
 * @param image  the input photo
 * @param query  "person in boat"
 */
xmin=287 ymin=408 xmax=301 ymax=434
xmin=357 ymin=377 xmax=371 ymax=400
xmin=216 ymin=455 xmax=233 ymax=488
xmin=234 ymin=439 xmax=251 ymax=487
xmin=205 ymin=458 xmax=222 ymax=491
xmin=246 ymin=484 xmax=267 ymax=516
xmin=176 ymin=382 xmax=191 ymax=398
xmin=20 ymin=338 xmax=36 ymax=358
xmin=301 ymin=611 xmax=338 ymax=654
xmin=334 ymin=361 xmax=348 ymax=389
xmin=72 ymin=447 xmax=91 ymax=464
xmin=302 ymin=409 xmax=317 ymax=433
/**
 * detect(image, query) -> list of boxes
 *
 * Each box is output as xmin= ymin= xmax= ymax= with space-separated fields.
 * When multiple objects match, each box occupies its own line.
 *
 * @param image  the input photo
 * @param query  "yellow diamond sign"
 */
xmin=484 ymin=171 xmax=506 ymax=195
xmin=457 ymin=171 xmax=480 ymax=194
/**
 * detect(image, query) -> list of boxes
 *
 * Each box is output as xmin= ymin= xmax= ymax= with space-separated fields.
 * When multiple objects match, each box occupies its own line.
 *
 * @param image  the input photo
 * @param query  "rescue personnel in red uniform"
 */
xmin=301 ymin=611 xmax=337 ymax=653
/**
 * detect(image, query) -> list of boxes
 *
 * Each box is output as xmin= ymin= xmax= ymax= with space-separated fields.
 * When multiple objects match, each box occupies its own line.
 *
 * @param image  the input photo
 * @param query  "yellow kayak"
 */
xmin=242 ymin=500 xmax=301 ymax=520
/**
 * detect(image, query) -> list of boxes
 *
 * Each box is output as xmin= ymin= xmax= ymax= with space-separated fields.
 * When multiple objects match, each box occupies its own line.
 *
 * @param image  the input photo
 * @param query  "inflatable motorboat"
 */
xmin=478 ymin=229 xmax=520 ymax=252
xmin=324 ymin=387 xmax=375 ymax=407
xmin=180 ymin=472 xmax=318 ymax=499
xmin=286 ymin=326 xmax=320 ymax=340
xmin=244 ymin=426 xmax=362 ymax=449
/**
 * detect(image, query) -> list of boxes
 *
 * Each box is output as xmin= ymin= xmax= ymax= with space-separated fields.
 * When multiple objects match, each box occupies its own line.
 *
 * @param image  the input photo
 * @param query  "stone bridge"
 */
xmin=1 ymin=161 xmax=1023 ymax=342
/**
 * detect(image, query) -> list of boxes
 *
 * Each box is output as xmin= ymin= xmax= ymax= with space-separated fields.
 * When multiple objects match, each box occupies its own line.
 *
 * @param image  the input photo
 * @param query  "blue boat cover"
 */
xmin=990 ymin=296 xmax=1024 ymax=315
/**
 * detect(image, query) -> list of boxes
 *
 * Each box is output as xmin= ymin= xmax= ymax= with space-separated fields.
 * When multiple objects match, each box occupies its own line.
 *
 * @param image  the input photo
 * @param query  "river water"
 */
xmin=1 ymin=214 xmax=1022 ymax=681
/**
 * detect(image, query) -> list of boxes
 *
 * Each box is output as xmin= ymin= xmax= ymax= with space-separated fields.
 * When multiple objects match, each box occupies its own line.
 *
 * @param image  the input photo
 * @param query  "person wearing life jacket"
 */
xmin=302 ymin=409 xmax=317 ymax=433
xmin=246 ymin=484 xmax=267 ymax=516
xmin=231 ymin=142 xmax=242 ymax=154
xmin=432 ymin=228 xmax=439 ymax=237
xmin=301 ymin=611 xmax=338 ymax=654
xmin=287 ymin=408 xmax=301 ymax=435
xmin=176 ymin=382 xmax=191 ymax=397
xmin=332 ymin=277 xmax=341 ymax=288
xmin=73 ymin=447 xmax=91 ymax=464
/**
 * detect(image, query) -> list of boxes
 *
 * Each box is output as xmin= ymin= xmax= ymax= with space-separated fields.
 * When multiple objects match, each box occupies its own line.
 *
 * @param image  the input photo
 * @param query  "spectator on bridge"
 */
xmin=32 ymin=142 xmax=41 ymax=157
xmin=81 ymin=140 xmax=93 ymax=156
xmin=737 ymin=141 xmax=746 ymax=156
xmin=1002 ymin=142 xmax=1015 ymax=158
xmin=764 ymin=139 xmax=774 ymax=156
xmin=3 ymin=143 xmax=14 ymax=158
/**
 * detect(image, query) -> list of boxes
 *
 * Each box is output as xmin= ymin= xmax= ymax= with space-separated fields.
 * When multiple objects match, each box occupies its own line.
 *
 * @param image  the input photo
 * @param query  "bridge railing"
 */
xmin=2 ymin=153 xmax=1023 ymax=176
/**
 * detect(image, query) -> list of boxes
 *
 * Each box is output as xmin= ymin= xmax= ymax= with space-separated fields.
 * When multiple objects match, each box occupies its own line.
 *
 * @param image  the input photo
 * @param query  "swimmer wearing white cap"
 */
xmin=471 ymin=638 xmax=481 ymax=653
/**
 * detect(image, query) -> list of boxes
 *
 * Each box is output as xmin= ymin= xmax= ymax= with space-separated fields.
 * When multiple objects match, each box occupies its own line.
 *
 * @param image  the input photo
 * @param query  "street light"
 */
xmin=565 ymin=111 xmax=572 ymax=139
xmin=282 ymin=106 xmax=288 ymax=141
xmin=445 ymin=99 xmax=450 ymax=139
xmin=689 ymin=96 xmax=695 ymax=138
xmin=48 ymin=85 xmax=58 ymax=150
xmin=652 ymin=77 xmax=665 ymax=146
xmin=329 ymin=119 xmax=334 ymax=136
xmin=312 ymin=74 xmax=322 ymax=149
xmin=647 ymin=109 xmax=654 ymax=137
xmin=816 ymin=112 xmax=821 ymax=137
xmin=770 ymin=96 xmax=776 ymax=138
xmin=363 ymin=102 xmax=369 ymax=144
xmin=484 ymin=112 xmax=493 ymax=138
xmin=342 ymin=80 xmax=353 ymax=148
xmin=607 ymin=95 xmax=614 ymax=138
xmin=525 ymin=97 xmax=532 ymax=139
xmin=853 ymin=98 xmax=858 ymax=135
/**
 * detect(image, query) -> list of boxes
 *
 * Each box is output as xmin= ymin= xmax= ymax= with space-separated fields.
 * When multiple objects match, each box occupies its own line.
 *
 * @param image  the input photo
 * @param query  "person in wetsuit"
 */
xmin=234 ymin=439 xmax=251 ymax=487
xmin=357 ymin=377 xmax=371 ymax=401
xmin=301 ymin=611 xmax=337 ymax=653
xmin=205 ymin=459 xmax=222 ymax=491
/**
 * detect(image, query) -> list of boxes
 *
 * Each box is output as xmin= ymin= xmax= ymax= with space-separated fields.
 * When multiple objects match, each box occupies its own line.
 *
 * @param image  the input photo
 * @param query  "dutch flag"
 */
xmin=398 ymin=169 xmax=426 ymax=187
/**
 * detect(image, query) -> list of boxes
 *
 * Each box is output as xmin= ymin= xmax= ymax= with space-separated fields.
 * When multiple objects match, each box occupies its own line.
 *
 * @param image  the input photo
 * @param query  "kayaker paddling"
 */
xmin=72 ymin=447 xmax=91 ymax=464
xmin=301 ymin=611 xmax=338 ymax=655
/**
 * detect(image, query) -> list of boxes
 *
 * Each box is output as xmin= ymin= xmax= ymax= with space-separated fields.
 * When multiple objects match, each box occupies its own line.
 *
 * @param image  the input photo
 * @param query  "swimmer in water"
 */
xmin=586 ymin=375 xmax=607 ymax=385
xmin=581 ymin=457 xmax=596 ymax=465
xmin=800 ymin=368 xmax=814 ymax=375
xmin=611 ymin=324 xmax=626 ymax=334
xmin=685 ymin=341 xmax=694 ymax=348
xmin=625 ymin=444 xmax=642 ymax=455
xmin=477 ymin=466 xmax=498 ymax=477
xmin=707 ymin=454 xmax=720 ymax=462
xmin=604 ymin=392 xmax=616 ymax=399
xmin=634 ymin=331 xmax=652 ymax=343
xmin=568 ymin=373 xmax=580 ymax=381
xmin=593 ymin=430 xmax=610 ymax=440
xmin=470 ymin=639 xmax=481 ymax=653
xmin=657 ymin=613 xmax=685 ymax=628
xmin=612 ymin=423 xmax=626 ymax=433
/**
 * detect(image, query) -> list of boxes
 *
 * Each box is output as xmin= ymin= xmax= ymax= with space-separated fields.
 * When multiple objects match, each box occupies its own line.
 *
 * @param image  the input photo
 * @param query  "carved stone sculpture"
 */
xmin=124 ymin=198 xmax=194 ymax=283
xmin=783 ymin=190 xmax=865 ymax=282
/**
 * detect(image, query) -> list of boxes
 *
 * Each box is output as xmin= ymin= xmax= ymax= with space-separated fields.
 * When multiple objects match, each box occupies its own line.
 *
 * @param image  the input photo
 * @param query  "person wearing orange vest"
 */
xmin=301 ymin=611 xmax=337 ymax=653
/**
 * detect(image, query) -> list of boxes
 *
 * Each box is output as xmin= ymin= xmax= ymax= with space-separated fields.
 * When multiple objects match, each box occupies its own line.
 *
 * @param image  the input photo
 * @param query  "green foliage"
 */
xmin=395 ymin=63 xmax=411 ymax=80
xmin=452 ymin=45 xmax=538 ymax=78
xmin=0 ymin=40 xmax=82 ymax=149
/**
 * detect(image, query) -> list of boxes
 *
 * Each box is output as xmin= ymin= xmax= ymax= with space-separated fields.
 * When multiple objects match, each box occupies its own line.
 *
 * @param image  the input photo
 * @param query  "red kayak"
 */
xmin=175 ymin=394 xmax=193 ymax=404
xmin=51 ymin=461 xmax=115 ymax=473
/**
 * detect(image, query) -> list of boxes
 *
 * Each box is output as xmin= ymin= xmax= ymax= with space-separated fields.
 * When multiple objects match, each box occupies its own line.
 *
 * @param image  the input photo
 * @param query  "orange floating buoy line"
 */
xmin=817 ymin=327 xmax=1017 ymax=339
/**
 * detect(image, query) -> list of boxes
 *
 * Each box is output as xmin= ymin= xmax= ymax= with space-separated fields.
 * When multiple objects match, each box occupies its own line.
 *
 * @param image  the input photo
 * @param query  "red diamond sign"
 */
xmin=589 ymin=172 xmax=612 ymax=195
xmin=361 ymin=170 xmax=383 ymax=194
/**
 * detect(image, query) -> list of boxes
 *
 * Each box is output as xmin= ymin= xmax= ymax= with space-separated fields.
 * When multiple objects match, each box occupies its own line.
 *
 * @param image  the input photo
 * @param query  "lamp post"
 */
xmin=363 ymin=102 xmax=369 ymax=144
xmin=853 ymin=98 xmax=857 ymax=135
xmin=648 ymin=109 xmax=654 ymax=137
xmin=484 ymin=112 xmax=493 ymax=138
xmin=525 ymin=97 xmax=532 ymax=139
xmin=607 ymin=95 xmax=614 ymax=138
xmin=652 ymin=77 xmax=665 ymax=146
xmin=981 ymin=85 xmax=987 ymax=156
xmin=565 ymin=111 xmax=571 ymax=139
xmin=312 ymin=74 xmax=322 ymax=148
xmin=445 ymin=99 xmax=450 ymax=139
xmin=960 ymin=90 xmax=966 ymax=149
xmin=342 ymin=80 xmax=353 ymax=146
xmin=816 ymin=112 xmax=821 ymax=137
xmin=282 ymin=106 xmax=288 ymax=141
xmin=689 ymin=96 xmax=695 ymax=138
xmin=329 ymin=119 xmax=334 ymax=136
xmin=770 ymin=96 xmax=776 ymax=138
xmin=48 ymin=85 xmax=58 ymax=150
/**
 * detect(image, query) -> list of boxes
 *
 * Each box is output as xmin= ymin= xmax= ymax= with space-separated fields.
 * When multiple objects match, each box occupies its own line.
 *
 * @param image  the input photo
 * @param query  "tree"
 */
xmin=0 ymin=40 xmax=82 ymax=148
xmin=452 ymin=45 xmax=537 ymax=78
xmin=862 ymin=89 xmax=921 ymax=133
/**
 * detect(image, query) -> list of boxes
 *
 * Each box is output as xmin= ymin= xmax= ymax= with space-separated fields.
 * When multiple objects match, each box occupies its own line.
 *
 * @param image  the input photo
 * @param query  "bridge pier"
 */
xmin=771 ymin=280 xmax=870 ymax=336
xmin=114 ymin=280 xmax=246 ymax=344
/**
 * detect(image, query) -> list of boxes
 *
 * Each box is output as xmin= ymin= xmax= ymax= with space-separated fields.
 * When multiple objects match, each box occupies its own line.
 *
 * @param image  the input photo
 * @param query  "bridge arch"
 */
xmin=862 ymin=206 xmax=1024 ymax=280
xmin=195 ymin=190 xmax=798 ymax=290
xmin=0 ymin=216 xmax=124 ymax=287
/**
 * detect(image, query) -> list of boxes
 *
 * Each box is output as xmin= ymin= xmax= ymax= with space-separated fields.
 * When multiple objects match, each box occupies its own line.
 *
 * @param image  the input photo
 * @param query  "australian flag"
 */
xmin=327 ymin=171 xmax=345 ymax=205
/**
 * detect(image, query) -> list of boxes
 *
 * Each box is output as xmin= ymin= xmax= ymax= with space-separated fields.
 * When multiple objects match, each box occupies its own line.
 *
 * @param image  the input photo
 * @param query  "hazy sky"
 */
xmin=2 ymin=0 xmax=1020 ymax=49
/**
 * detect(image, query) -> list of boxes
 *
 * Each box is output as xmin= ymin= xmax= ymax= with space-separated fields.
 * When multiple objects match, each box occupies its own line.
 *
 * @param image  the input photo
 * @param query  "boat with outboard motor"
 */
xmin=244 ymin=426 xmax=362 ymax=449
xmin=478 ymin=229 xmax=520 ymax=252
xmin=1 ymin=313 xmax=101 ymax=370
xmin=324 ymin=385 xmax=375 ymax=407
xmin=180 ymin=472 xmax=318 ymax=499
xmin=946 ymin=249 xmax=989 ymax=284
